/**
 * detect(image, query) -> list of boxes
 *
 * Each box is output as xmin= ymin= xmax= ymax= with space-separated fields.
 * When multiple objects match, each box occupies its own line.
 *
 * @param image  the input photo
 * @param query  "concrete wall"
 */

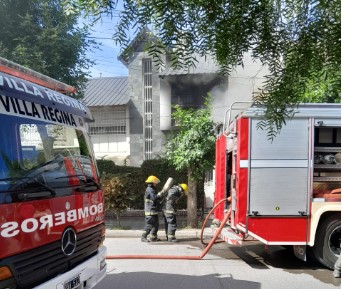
xmin=127 ymin=51 xmax=268 ymax=168
xmin=160 ymin=80 xmax=172 ymax=131
xmin=159 ymin=53 xmax=268 ymax=132
xmin=211 ymin=52 xmax=268 ymax=125
xmin=91 ymin=134 xmax=130 ymax=165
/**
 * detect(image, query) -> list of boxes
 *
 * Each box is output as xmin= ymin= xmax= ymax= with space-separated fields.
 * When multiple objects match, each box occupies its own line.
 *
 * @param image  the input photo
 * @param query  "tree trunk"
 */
xmin=116 ymin=213 xmax=121 ymax=227
xmin=187 ymin=168 xmax=198 ymax=228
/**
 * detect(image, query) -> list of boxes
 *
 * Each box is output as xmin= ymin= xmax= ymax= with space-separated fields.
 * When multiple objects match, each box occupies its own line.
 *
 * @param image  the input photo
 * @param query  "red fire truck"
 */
xmin=0 ymin=57 xmax=107 ymax=289
xmin=213 ymin=102 xmax=341 ymax=269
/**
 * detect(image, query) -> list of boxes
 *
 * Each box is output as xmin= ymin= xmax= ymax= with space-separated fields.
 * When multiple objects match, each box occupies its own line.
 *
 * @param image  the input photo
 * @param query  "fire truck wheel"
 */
xmin=312 ymin=214 xmax=341 ymax=269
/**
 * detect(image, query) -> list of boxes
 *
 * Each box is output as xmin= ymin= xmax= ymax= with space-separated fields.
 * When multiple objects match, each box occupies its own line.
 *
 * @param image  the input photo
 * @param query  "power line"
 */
xmin=86 ymin=36 xmax=114 ymax=40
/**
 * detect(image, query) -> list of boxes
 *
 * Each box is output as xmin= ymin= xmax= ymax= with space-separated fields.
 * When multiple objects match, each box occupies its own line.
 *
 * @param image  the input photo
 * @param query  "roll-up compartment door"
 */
xmin=249 ymin=118 xmax=309 ymax=216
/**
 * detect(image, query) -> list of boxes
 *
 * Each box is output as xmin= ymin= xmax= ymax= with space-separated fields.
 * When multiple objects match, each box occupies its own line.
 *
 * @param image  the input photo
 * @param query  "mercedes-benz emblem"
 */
xmin=61 ymin=227 xmax=77 ymax=256
xmin=65 ymin=202 xmax=71 ymax=210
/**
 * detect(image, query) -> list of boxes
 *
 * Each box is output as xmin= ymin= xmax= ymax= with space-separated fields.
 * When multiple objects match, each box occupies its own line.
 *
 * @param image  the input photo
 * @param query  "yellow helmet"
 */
xmin=145 ymin=175 xmax=160 ymax=184
xmin=179 ymin=183 xmax=188 ymax=194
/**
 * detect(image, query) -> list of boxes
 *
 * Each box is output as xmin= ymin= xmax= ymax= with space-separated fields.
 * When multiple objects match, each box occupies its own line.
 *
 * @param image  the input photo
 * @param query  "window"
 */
xmin=170 ymin=75 xmax=222 ymax=127
xmin=19 ymin=124 xmax=87 ymax=168
xmin=143 ymin=59 xmax=153 ymax=160
xmin=315 ymin=127 xmax=341 ymax=147
xmin=89 ymin=107 xmax=126 ymax=135
xmin=0 ymin=114 xmax=97 ymax=203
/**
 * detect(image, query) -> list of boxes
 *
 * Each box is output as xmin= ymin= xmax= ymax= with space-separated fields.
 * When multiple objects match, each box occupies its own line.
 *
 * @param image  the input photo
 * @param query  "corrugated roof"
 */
xmin=83 ymin=77 xmax=129 ymax=106
xmin=160 ymin=54 xmax=220 ymax=76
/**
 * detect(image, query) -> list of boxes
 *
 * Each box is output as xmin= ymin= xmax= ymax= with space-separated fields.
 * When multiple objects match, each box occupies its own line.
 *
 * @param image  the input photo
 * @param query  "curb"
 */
xmin=105 ymin=228 xmax=211 ymax=238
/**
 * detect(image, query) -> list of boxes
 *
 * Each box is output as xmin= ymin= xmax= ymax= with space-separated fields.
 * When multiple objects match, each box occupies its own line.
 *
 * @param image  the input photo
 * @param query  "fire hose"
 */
xmin=105 ymin=197 xmax=230 ymax=260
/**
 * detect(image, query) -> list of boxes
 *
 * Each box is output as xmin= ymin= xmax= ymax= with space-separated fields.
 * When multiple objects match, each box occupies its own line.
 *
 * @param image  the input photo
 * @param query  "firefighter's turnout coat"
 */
xmin=163 ymin=186 xmax=182 ymax=215
xmin=162 ymin=186 xmax=182 ymax=237
xmin=144 ymin=184 xmax=160 ymax=216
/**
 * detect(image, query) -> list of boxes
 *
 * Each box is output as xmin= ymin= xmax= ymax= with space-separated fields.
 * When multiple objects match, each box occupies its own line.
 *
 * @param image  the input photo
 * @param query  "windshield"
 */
xmin=0 ymin=114 xmax=99 ymax=204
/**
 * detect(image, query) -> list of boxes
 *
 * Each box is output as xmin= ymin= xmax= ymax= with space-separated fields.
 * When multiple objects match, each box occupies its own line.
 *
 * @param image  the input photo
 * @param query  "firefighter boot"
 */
xmin=141 ymin=232 xmax=150 ymax=242
xmin=168 ymin=235 xmax=178 ymax=242
xmin=149 ymin=234 xmax=161 ymax=242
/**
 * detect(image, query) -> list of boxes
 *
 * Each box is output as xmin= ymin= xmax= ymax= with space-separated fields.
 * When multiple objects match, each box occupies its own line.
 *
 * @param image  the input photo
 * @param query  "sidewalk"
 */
xmin=105 ymin=215 xmax=192 ymax=230
xmin=105 ymin=215 xmax=210 ymax=239
xmin=106 ymin=228 xmax=204 ymax=238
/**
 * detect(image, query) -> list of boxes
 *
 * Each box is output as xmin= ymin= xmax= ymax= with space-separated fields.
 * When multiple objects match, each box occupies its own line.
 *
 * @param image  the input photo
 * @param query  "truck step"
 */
xmin=211 ymin=225 xmax=244 ymax=245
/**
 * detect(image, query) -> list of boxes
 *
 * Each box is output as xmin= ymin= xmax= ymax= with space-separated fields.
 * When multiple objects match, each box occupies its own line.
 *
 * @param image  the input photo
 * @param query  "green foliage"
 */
xmin=64 ymin=0 xmax=341 ymax=133
xmin=164 ymin=102 xmax=216 ymax=180
xmin=63 ymin=0 xmax=118 ymax=17
xmin=101 ymin=173 xmax=128 ymax=210
xmin=101 ymin=173 xmax=132 ymax=224
xmin=0 ymin=152 xmax=24 ymax=178
xmin=0 ymin=0 xmax=98 ymax=96
xmin=97 ymin=159 xmax=117 ymax=175
xmin=97 ymin=159 xmax=143 ymax=209
xmin=141 ymin=158 xmax=187 ymax=186
xmin=141 ymin=158 xmax=189 ymax=209
xmin=96 ymin=158 xmax=191 ymax=210
xmin=163 ymin=103 xmax=214 ymax=226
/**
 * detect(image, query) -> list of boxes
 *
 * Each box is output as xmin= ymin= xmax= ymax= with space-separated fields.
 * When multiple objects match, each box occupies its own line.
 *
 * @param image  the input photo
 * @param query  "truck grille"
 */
xmin=5 ymin=224 xmax=105 ymax=289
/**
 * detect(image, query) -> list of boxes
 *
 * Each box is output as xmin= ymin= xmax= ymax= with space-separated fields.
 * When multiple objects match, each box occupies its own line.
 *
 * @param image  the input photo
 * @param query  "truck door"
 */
xmin=249 ymin=118 xmax=310 ymax=216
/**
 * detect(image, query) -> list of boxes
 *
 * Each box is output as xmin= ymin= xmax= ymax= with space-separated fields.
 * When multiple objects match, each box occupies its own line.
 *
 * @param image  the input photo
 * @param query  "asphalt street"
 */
xmin=94 ymin=224 xmax=341 ymax=289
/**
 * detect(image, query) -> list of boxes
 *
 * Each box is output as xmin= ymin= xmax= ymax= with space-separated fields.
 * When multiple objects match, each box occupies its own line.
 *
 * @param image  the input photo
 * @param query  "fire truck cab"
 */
xmin=0 ymin=58 xmax=107 ymax=289
xmin=213 ymin=102 xmax=341 ymax=269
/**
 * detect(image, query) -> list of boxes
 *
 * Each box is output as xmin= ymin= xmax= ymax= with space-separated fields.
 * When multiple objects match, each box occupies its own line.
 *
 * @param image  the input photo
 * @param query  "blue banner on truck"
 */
xmin=0 ymin=71 xmax=93 ymax=122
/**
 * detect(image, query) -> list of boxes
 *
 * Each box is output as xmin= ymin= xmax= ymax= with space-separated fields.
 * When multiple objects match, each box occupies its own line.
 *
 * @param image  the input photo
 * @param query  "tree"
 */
xmin=64 ymin=0 xmax=340 ymax=134
xmin=0 ymin=0 xmax=98 ymax=96
xmin=164 ymin=102 xmax=216 ymax=227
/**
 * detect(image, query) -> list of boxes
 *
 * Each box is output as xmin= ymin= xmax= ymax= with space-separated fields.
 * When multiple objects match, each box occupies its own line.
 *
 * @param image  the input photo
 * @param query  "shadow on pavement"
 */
xmin=95 ymin=272 xmax=261 ymax=289
xmin=224 ymin=243 xmax=340 ymax=286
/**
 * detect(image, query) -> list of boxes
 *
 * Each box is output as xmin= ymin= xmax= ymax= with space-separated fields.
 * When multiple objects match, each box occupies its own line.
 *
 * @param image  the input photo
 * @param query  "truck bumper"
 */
xmin=34 ymin=246 xmax=107 ymax=289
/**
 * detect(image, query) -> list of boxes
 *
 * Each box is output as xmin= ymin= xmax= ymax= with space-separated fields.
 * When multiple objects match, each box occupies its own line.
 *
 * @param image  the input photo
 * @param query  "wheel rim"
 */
xmin=329 ymin=225 xmax=341 ymax=256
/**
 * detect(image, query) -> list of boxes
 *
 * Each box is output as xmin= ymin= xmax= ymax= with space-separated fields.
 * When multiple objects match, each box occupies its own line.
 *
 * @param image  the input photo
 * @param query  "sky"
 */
xmin=80 ymin=14 xmax=129 ymax=78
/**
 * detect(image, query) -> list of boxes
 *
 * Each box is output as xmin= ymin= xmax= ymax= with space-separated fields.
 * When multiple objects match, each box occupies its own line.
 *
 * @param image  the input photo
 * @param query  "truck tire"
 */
xmin=312 ymin=214 xmax=341 ymax=269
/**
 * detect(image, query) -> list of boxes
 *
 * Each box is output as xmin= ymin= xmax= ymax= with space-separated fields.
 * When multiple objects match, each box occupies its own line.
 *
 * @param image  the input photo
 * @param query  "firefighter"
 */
xmin=160 ymin=183 xmax=188 ymax=242
xmin=141 ymin=175 xmax=162 ymax=242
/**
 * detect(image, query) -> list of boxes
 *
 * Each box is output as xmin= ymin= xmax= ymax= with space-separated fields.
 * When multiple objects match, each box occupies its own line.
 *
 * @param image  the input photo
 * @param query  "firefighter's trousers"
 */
xmin=143 ymin=214 xmax=159 ymax=236
xmin=163 ymin=212 xmax=177 ymax=236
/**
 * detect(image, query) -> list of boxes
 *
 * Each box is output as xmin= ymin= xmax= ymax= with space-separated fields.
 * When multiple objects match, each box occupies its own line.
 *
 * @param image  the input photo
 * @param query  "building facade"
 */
xmin=85 ymin=29 xmax=268 ymax=169
xmin=83 ymin=77 xmax=130 ymax=165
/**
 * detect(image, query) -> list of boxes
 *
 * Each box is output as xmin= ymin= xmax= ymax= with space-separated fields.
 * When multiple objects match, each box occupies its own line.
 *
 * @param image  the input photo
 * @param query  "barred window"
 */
xmin=89 ymin=107 xmax=126 ymax=135
xmin=143 ymin=59 xmax=153 ymax=160
xmin=88 ymin=126 xmax=126 ymax=134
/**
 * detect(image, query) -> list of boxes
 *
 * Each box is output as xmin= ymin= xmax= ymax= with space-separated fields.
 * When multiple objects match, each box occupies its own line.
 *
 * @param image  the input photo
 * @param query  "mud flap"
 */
xmin=293 ymin=245 xmax=307 ymax=261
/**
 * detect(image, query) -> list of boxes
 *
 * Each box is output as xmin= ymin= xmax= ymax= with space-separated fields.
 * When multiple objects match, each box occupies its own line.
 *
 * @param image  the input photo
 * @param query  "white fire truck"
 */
xmin=213 ymin=102 xmax=341 ymax=269
xmin=0 ymin=57 xmax=107 ymax=289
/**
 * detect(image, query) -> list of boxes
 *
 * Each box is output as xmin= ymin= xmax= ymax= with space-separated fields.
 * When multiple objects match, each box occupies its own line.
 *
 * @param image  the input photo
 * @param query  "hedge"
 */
xmin=96 ymin=158 xmax=204 ymax=210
